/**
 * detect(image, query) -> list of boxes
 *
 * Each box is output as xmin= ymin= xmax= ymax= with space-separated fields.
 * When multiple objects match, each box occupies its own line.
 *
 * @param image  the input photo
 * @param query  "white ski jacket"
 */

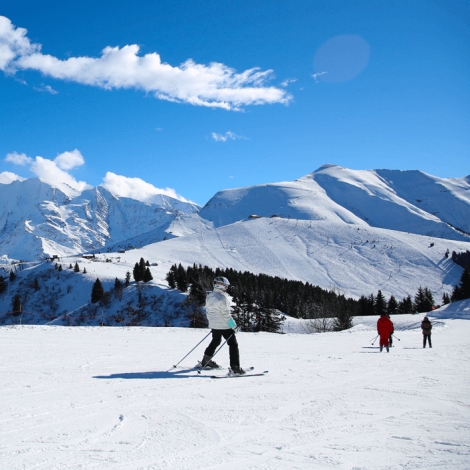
xmin=205 ymin=289 xmax=237 ymax=330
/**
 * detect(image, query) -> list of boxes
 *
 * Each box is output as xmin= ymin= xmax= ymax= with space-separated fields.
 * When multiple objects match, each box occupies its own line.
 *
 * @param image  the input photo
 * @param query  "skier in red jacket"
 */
xmin=377 ymin=313 xmax=394 ymax=352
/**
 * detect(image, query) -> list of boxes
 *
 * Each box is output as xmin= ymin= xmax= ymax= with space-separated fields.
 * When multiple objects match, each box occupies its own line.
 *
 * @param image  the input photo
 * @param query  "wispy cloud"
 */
xmin=312 ymin=71 xmax=328 ymax=82
xmin=33 ymin=84 xmax=58 ymax=94
xmin=211 ymin=131 xmax=247 ymax=142
xmin=280 ymin=78 xmax=297 ymax=87
xmin=0 ymin=15 xmax=291 ymax=111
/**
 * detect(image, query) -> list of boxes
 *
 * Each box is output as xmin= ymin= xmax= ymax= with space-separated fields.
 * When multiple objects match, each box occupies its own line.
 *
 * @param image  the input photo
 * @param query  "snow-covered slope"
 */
xmin=139 ymin=217 xmax=470 ymax=300
xmin=0 ymin=179 xmax=200 ymax=259
xmin=1 ymin=308 xmax=469 ymax=469
xmin=199 ymin=165 xmax=470 ymax=241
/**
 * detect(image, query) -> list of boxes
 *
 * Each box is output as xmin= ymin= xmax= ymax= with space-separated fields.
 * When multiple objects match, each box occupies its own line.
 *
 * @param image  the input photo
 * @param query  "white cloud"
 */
xmin=4 ymin=149 xmax=89 ymax=196
xmin=0 ymin=16 xmax=39 ymax=71
xmin=4 ymin=151 xmax=32 ymax=166
xmin=102 ymin=172 xmax=190 ymax=204
xmin=0 ymin=171 xmax=25 ymax=184
xmin=1 ymin=15 xmax=291 ymax=110
xmin=30 ymin=156 xmax=90 ymax=195
xmin=211 ymin=131 xmax=246 ymax=142
xmin=54 ymin=149 xmax=85 ymax=170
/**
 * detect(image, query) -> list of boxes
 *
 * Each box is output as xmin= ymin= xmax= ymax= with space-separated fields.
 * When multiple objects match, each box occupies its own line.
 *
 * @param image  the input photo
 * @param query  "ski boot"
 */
xmin=198 ymin=355 xmax=221 ymax=370
xmin=229 ymin=366 xmax=246 ymax=376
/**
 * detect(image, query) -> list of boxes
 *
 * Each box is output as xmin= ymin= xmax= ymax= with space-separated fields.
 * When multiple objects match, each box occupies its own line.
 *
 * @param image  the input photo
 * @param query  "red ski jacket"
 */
xmin=377 ymin=316 xmax=394 ymax=337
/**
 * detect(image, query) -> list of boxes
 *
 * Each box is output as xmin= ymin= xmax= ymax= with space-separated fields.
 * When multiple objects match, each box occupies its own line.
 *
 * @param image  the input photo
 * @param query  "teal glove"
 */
xmin=227 ymin=318 xmax=237 ymax=329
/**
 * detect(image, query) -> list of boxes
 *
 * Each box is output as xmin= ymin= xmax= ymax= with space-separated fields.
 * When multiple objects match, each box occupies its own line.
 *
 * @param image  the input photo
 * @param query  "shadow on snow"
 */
xmin=93 ymin=368 xmax=209 ymax=380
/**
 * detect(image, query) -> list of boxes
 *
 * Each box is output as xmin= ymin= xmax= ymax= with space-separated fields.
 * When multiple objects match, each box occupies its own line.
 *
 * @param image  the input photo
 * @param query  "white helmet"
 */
xmin=213 ymin=276 xmax=230 ymax=288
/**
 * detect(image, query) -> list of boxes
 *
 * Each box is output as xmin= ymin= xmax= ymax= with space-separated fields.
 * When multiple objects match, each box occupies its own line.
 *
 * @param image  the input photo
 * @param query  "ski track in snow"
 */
xmin=1 ymin=314 xmax=469 ymax=469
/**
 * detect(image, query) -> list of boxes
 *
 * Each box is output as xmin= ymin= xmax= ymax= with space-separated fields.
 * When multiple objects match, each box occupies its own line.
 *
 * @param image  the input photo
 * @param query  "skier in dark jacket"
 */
xmin=421 ymin=316 xmax=432 ymax=348
xmin=377 ymin=313 xmax=394 ymax=352
xmin=387 ymin=314 xmax=394 ymax=347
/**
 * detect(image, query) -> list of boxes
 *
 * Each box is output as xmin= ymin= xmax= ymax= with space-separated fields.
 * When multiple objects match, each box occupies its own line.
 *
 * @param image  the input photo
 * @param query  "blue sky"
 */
xmin=1 ymin=0 xmax=469 ymax=205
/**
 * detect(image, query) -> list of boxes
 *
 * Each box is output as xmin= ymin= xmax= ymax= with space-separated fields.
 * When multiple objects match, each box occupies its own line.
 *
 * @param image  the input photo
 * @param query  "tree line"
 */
xmin=166 ymin=261 xmax=470 ymax=333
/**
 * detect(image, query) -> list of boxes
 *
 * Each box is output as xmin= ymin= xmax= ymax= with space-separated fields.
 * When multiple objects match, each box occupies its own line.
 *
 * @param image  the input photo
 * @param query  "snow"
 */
xmin=1 ymin=302 xmax=469 ymax=469
xmin=199 ymin=166 xmax=470 ymax=241
xmin=137 ymin=217 xmax=470 ymax=300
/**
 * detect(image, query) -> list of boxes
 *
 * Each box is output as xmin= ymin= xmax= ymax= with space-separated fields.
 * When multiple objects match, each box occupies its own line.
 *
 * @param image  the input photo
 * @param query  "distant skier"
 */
xmin=421 ymin=316 xmax=432 ymax=348
xmin=199 ymin=276 xmax=246 ymax=375
xmin=387 ymin=314 xmax=395 ymax=347
xmin=377 ymin=313 xmax=394 ymax=352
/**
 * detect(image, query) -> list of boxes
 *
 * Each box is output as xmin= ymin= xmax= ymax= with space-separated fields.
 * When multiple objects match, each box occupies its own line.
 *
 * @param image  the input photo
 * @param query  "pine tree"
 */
xmin=231 ymin=292 xmax=255 ymax=331
xmin=83 ymin=267 xmax=87 ymax=274
xmin=253 ymin=304 xmax=283 ymax=333
xmin=133 ymin=262 xmax=142 ymax=282
xmin=442 ymin=292 xmax=451 ymax=305
xmin=91 ymin=278 xmax=104 ymax=303
xmin=188 ymin=281 xmax=206 ymax=307
xmin=12 ymin=294 xmax=22 ymax=315
xmin=143 ymin=267 xmax=153 ymax=283
xmin=125 ymin=271 xmax=131 ymax=287
xmin=414 ymin=286 xmax=433 ymax=313
xmin=451 ymin=266 xmax=470 ymax=302
xmin=166 ymin=265 xmax=177 ymax=289
xmin=387 ymin=295 xmax=398 ymax=315
xmin=176 ymin=264 xmax=188 ymax=292
xmin=34 ymin=277 xmax=39 ymax=291
xmin=398 ymin=295 xmax=413 ymax=314
xmin=333 ymin=298 xmax=354 ymax=331
xmin=58 ymin=264 xmax=63 ymax=272
xmin=375 ymin=290 xmax=386 ymax=316
xmin=0 ymin=276 xmax=6 ymax=294
xmin=69 ymin=263 xmax=73 ymax=269
xmin=9 ymin=271 xmax=16 ymax=282
xmin=74 ymin=262 xmax=80 ymax=273
xmin=114 ymin=277 xmax=123 ymax=290
xmin=139 ymin=258 xmax=146 ymax=277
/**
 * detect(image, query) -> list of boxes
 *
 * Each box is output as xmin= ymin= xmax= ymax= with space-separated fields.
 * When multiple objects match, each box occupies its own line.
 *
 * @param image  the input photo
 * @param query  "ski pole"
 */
xmin=371 ymin=334 xmax=379 ymax=345
xmin=392 ymin=333 xmax=401 ymax=341
xmin=171 ymin=330 xmax=212 ymax=369
xmin=197 ymin=333 xmax=233 ymax=375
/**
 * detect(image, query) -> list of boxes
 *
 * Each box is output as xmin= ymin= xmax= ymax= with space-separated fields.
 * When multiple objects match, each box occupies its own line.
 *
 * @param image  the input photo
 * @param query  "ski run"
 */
xmin=1 ymin=300 xmax=469 ymax=469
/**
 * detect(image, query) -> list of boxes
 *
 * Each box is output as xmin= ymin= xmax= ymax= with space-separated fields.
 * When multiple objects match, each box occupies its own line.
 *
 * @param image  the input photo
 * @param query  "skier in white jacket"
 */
xmin=199 ymin=276 xmax=245 ymax=375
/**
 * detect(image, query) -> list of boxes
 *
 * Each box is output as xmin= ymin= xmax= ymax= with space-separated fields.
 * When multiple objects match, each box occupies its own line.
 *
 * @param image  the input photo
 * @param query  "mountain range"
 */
xmin=1 ymin=164 xmax=470 ymax=323
xmin=1 ymin=164 xmax=469 ymax=263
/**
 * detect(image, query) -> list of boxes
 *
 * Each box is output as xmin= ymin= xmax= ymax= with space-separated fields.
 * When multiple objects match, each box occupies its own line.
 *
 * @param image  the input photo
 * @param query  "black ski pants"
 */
xmin=204 ymin=329 xmax=240 ymax=368
xmin=423 ymin=334 xmax=432 ymax=348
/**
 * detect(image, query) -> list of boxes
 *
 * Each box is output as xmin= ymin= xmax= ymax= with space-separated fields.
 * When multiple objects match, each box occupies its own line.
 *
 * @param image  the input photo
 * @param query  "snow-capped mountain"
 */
xmin=199 ymin=165 xmax=470 ymax=240
xmin=1 ymin=165 xmax=470 ymax=327
xmin=2 ymin=165 xmax=469 ymax=262
xmin=0 ymin=178 xmax=201 ymax=259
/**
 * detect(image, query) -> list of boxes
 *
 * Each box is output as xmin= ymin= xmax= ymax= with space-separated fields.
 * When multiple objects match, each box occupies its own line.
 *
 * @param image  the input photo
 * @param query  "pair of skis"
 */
xmin=210 ymin=366 xmax=268 ymax=379
xmin=195 ymin=364 xmax=268 ymax=379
